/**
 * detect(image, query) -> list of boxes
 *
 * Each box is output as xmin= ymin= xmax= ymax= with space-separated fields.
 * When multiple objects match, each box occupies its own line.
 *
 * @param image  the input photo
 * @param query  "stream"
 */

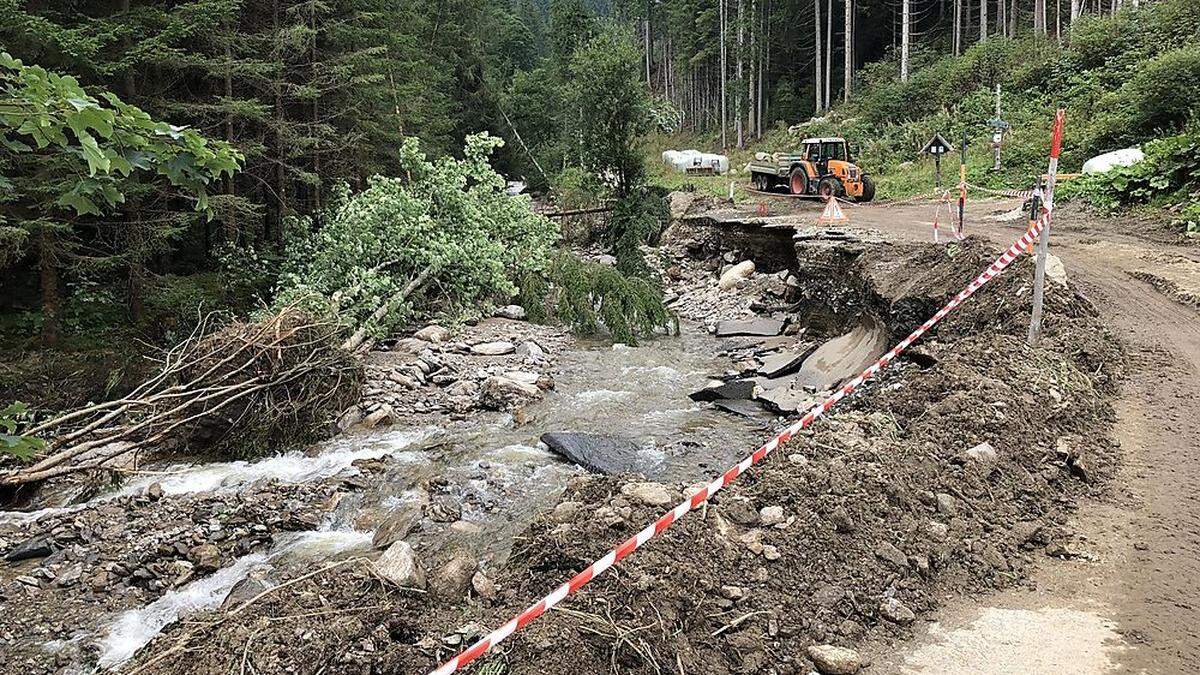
xmin=11 ymin=324 xmax=775 ymax=670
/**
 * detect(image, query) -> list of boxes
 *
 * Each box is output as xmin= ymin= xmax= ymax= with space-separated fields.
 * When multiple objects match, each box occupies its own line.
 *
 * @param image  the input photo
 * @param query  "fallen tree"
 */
xmin=0 ymin=308 xmax=360 ymax=487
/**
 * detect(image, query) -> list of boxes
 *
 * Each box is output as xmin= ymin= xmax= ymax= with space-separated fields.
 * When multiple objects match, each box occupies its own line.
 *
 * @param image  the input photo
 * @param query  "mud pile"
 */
xmin=120 ymin=226 xmax=1124 ymax=674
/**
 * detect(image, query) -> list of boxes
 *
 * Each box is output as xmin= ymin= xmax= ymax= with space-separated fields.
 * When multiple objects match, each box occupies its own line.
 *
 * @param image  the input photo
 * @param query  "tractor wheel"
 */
xmin=817 ymin=176 xmax=845 ymax=198
xmin=789 ymin=167 xmax=809 ymax=195
xmin=858 ymin=175 xmax=877 ymax=202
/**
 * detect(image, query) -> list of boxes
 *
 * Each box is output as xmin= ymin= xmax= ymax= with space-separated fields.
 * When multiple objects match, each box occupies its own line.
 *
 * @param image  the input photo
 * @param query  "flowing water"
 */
xmin=8 ymin=324 xmax=773 ymax=669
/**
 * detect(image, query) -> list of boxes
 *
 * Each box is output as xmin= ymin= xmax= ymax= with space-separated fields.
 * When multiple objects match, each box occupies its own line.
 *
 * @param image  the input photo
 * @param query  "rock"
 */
xmin=762 ymin=544 xmax=781 ymax=561
xmin=145 ymin=482 xmax=164 ymax=501
xmin=875 ymin=542 xmax=908 ymax=568
xmin=424 ymin=496 xmax=462 ymax=523
xmin=4 ymin=535 xmax=56 ymax=562
xmin=221 ymin=572 xmax=270 ymax=610
xmin=620 ymin=482 xmax=673 ymax=507
xmin=471 ymin=570 xmax=497 ymax=599
xmin=337 ymin=406 xmax=364 ymax=431
xmin=830 ymin=506 xmax=856 ymax=533
xmin=935 ymin=492 xmax=957 ymax=516
xmin=374 ymin=541 xmax=425 ymax=588
xmin=689 ymin=379 xmax=757 ymax=402
xmin=807 ymin=644 xmax=862 ymax=674
xmin=925 ymin=520 xmax=949 ymax=541
xmin=551 ymin=501 xmax=584 ymax=523
xmin=1046 ymin=253 xmax=1068 ymax=285
xmin=540 ymin=432 xmax=646 ymax=475
xmin=596 ymin=254 xmax=618 ymax=266
xmin=668 ymin=191 xmax=696 ymax=221
xmin=961 ymin=442 xmax=998 ymax=464
xmin=714 ymin=317 xmax=785 ymax=337
xmin=373 ymin=508 xmax=423 ymax=549
xmin=494 ymin=305 xmax=527 ymax=320
xmin=759 ymin=506 xmax=785 ymax=527
xmin=414 ymin=325 xmax=451 ymax=343
xmin=479 ymin=376 xmax=542 ymax=410
xmin=446 ymin=379 xmax=479 ymax=398
xmin=719 ymin=260 xmax=756 ymax=290
xmin=879 ymin=597 xmax=916 ymax=624
xmin=502 ymin=370 xmax=540 ymax=386
xmin=393 ymin=338 xmax=432 ymax=354
xmin=720 ymin=585 xmax=745 ymax=600
xmin=361 ymin=404 xmax=395 ymax=429
xmin=515 ymin=341 xmax=546 ymax=360
xmin=471 ymin=341 xmax=516 ymax=356
xmin=190 ymin=544 xmax=222 ymax=573
xmin=429 ymin=552 xmax=478 ymax=602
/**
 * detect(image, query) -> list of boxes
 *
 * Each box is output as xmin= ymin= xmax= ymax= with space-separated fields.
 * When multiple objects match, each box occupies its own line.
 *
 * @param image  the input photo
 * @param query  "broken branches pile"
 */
xmin=0 ymin=308 xmax=361 ymax=487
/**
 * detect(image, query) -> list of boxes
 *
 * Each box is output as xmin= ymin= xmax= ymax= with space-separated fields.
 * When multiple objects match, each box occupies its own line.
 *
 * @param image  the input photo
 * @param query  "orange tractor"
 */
xmin=747 ymin=137 xmax=876 ymax=202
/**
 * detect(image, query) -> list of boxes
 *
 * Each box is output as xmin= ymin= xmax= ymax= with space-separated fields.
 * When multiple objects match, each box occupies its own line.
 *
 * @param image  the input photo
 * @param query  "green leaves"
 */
xmin=0 ymin=402 xmax=43 ymax=463
xmin=0 ymin=50 xmax=242 ymax=217
xmin=276 ymin=134 xmax=559 ymax=340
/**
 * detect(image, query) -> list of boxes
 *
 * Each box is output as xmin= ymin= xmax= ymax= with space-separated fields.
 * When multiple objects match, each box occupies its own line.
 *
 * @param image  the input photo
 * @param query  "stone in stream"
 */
xmin=807 ymin=644 xmax=862 ymax=674
xmin=471 ymin=341 xmax=515 ymax=356
xmin=689 ymin=378 xmax=757 ymax=402
xmin=479 ymin=375 xmax=541 ymax=410
xmin=374 ymin=541 xmax=425 ymax=589
xmin=540 ymin=432 xmax=644 ymax=475
xmin=714 ymin=317 xmax=785 ymax=338
xmin=4 ymin=534 xmax=56 ymax=562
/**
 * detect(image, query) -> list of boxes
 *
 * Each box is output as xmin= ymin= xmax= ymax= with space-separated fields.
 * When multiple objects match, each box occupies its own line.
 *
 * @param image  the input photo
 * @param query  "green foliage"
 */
xmin=0 ymin=51 xmax=240 ymax=217
xmin=569 ymin=26 xmax=651 ymax=196
xmin=0 ymin=401 xmax=43 ymax=462
xmin=1062 ymin=128 xmax=1200 ymax=231
xmin=609 ymin=186 xmax=668 ymax=276
xmin=276 ymin=134 xmax=559 ymax=338
xmin=518 ymin=251 xmax=675 ymax=345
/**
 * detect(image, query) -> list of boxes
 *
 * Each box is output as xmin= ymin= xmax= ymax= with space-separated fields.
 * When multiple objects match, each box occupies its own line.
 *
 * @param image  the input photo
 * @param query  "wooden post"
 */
xmin=958 ymin=130 xmax=968 ymax=234
xmin=1027 ymin=109 xmax=1066 ymax=347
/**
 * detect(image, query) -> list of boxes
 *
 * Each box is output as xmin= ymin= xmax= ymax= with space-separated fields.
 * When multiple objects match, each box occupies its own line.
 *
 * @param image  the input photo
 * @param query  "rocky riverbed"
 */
xmin=0 ymin=197 xmax=1125 ymax=674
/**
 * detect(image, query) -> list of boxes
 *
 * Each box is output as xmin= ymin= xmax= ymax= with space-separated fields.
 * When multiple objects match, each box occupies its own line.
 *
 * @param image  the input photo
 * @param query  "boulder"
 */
xmin=715 ymin=317 xmax=785 ymax=337
xmin=960 ymin=441 xmax=999 ymax=464
xmin=515 ymin=341 xmax=546 ymax=360
xmin=375 ymin=541 xmax=425 ymax=589
xmin=480 ymin=375 xmax=542 ymax=409
xmin=4 ymin=534 xmax=56 ymax=562
xmin=807 ymin=645 xmax=862 ymax=675
xmin=620 ymin=482 xmax=673 ymax=507
xmin=190 ymin=544 xmax=222 ymax=573
xmin=446 ymin=379 xmax=479 ymax=398
xmin=719 ymin=260 xmax=756 ymax=290
xmin=393 ymin=338 xmax=432 ymax=354
xmin=759 ymin=505 xmax=785 ymax=527
xmin=471 ymin=570 xmax=497 ymax=599
xmin=413 ymin=325 xmax=451 ymax=343
xmin=471 ymin=341 xmax=515 ymax=356
xmin=361 ymin=404 xmax=395 ymax=429
xmin=541 ymin=432 xmax=645 ymax=475
xmin=494 ymin=305 xmax=527 ymax=321
xmin=429 ymin=552 xmax=478 ymax=602
xmin=879 ymin=597 xmax=916 ymax=624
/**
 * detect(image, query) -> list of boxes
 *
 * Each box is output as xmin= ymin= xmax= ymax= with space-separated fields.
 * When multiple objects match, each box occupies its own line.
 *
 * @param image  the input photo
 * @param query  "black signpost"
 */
xmin=921 ymin=133 xmax=954 ymax=189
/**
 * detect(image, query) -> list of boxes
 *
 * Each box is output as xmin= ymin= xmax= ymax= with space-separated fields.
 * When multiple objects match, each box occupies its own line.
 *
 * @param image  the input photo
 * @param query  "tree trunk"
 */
xmin=814 ymin=0 xmax=823 ymax=114
xmin=843 ymin=0 xmax=852 ymax=103
xmin=953 ymin=0 xmax=962 ymax=55
xmin=39 ymin=228 xmax=60 ymax=348
xmin=980 ymin=0 xmax=988 ymax=41
xmin=736 ymin=0 xmax=744 ymax=149
xmin=901 ymin=0 xmax=910 ymax=82
xmin=825 ymin=0 xmax=833 ymax=109
xmin=720 ymin=0 xmax=728 ymax=148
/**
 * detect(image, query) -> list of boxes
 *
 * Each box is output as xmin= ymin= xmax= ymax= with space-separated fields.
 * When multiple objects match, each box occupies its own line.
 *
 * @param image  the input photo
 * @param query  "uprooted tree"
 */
xmin=1 ymin=132 xmax=675 ymax=486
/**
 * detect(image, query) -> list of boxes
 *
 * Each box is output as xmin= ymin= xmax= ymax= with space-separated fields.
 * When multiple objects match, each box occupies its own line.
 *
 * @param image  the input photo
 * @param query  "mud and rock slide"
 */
xmin=94 ymin=219 xmax=1127 ymax=674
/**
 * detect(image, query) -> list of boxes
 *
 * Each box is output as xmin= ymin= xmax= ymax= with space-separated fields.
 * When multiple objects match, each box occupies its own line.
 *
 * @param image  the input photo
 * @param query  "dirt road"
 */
xmin=783 ymin=195 xmax=1200 ymax=673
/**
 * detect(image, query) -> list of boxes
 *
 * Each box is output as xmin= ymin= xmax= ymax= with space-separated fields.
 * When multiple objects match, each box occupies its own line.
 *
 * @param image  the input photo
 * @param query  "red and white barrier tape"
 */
xmin=429 ymin=211 xmax=1052 ymax=675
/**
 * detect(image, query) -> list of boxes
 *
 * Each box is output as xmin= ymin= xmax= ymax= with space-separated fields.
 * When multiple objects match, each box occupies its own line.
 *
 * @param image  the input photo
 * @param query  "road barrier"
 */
xmin=429 ymin=208 xmax=1052 ymax=675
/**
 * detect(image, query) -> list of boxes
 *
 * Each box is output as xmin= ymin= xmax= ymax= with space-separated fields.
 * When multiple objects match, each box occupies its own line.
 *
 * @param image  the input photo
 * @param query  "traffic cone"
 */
xmin=816 ymin=196 xmax=848 ymax=225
